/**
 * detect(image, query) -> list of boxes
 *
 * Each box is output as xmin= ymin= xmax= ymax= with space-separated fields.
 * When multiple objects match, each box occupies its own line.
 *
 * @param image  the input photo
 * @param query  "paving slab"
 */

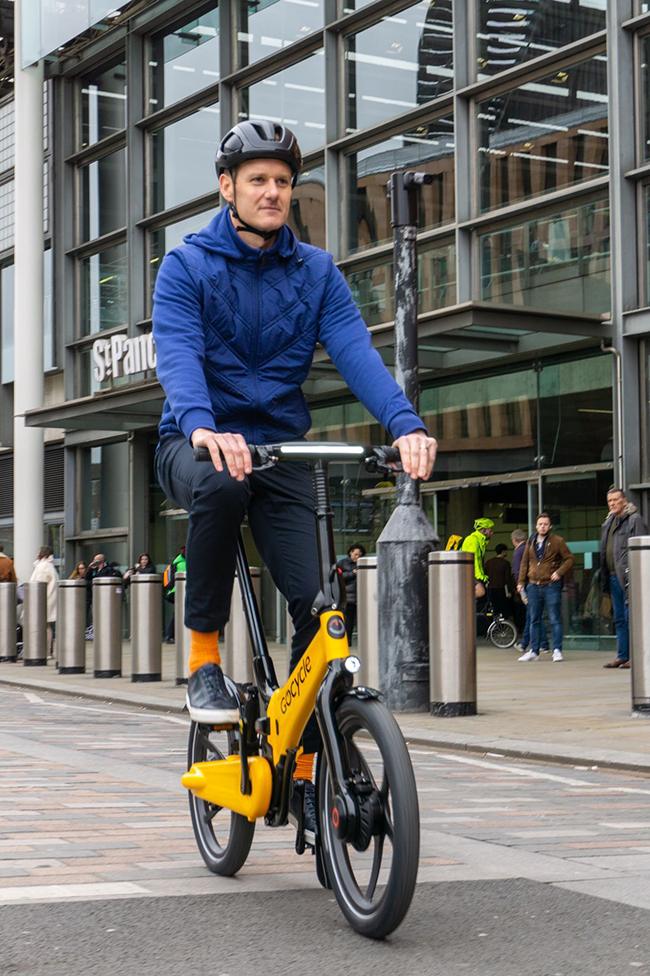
xmin=1 ymin=642 xmax=648 ymax=772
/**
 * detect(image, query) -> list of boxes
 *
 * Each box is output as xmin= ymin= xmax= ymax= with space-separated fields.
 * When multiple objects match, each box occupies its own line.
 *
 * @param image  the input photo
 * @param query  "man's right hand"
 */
xmin=191 ymin=428 xmax=252 ymax=481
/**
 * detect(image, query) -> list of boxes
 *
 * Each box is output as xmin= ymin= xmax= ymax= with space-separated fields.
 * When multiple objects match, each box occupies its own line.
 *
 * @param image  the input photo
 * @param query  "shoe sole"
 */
xmin=288 ymin=812 xmax=316 ymax=848
xmin=185 ymin=694 xmax=239 ymax=726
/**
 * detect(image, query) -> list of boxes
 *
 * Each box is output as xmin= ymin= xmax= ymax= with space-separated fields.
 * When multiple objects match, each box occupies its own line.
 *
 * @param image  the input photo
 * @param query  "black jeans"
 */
xmin=156 ymin=436 xmax=322 ymax=750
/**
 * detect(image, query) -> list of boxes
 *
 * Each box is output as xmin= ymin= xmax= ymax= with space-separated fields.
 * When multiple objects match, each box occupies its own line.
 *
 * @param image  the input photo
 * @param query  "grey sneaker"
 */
xmin=186 ymin=663 xmax=240 ymax=725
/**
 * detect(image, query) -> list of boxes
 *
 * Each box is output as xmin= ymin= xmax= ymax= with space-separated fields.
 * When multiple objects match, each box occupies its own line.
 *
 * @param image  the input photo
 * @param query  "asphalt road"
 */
xmin=2 ymin=880 xmax=649 ymax=976
xmin=1 ymin=685 xmax=650 ymax=975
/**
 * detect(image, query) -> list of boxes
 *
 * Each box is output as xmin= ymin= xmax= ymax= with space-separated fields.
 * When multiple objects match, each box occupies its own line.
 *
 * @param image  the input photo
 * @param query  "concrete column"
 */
xmin=13 ymin=0 xmax=44 ymax=580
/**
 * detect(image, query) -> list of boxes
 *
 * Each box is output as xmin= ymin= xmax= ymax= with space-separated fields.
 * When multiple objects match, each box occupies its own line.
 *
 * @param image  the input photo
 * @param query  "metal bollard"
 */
xmin=23 ymin=581 xmax=48 ymax=666
xmin=357 ymin=556 xmax=378 ymax=689
xmin=57 ymin=580 xmax=87 ymax=673
xmin=628 ymin=536 xmax=650 ymax=717
xmin=0 ymin=581 xmax=17 ymax=662
xmin=222 ymin=567 xmax=260 ymax=684
xmin=93 ymin=577 xmax=123 ymax=678
xmin=130 ymin=573 xmax=162 ymax=682
xmin=174 ymin=571 xmax=190 ymax=686
xmin=428 ymin=550 xmax=476 ymax=716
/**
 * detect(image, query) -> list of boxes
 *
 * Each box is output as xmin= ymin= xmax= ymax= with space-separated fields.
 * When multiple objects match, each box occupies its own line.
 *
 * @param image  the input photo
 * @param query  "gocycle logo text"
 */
xmin=280 ymin=656 xmax=312 ymax=714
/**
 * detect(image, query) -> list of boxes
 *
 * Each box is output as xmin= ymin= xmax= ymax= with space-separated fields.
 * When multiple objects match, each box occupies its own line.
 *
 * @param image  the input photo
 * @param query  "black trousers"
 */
xmin=155 ymin=436 xmax=322 ymax=750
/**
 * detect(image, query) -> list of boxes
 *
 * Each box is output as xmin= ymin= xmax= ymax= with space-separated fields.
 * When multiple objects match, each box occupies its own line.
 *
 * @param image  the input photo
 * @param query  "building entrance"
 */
xmin=423 ymin=466 xmax=615 ymax=650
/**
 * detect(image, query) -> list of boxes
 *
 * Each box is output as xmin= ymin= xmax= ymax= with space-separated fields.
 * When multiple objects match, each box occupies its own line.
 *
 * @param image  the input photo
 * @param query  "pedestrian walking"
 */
xmin=30 ymin=545 xmax=59 ymax=657
xmin=336 ymin=543 xmax=366 ymax=642
xmin=600 ymin=487 xmax=648 ymax=669
xmin=485 ymin=543 xmax=512 ymax=618
xmin=517 ymin=513 xmax=574 ymax=662
xmin=0 ymin=544 xmax=17 ymax=583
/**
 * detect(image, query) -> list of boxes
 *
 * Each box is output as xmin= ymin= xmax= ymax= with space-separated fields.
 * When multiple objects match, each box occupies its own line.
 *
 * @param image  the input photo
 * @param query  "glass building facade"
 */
xmin=4 ymin=0 xmax=650 ymax=650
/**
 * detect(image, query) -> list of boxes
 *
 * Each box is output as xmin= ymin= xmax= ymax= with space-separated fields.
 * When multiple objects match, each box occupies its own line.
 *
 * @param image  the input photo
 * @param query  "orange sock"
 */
xmin=293 ymin=751 xmax=315 ymax=782
xmin=188 ymin=630 xmax=220 ymax=674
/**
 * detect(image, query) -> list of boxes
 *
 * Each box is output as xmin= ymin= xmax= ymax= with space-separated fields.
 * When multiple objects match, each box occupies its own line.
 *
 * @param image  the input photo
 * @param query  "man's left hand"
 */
xmin=393 ymin=431 xmax=438 ymax=481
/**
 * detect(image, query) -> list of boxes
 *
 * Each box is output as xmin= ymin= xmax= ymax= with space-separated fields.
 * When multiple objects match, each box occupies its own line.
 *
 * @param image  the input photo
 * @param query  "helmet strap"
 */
xmin=228 ymin=196 xmax=278 ymax=243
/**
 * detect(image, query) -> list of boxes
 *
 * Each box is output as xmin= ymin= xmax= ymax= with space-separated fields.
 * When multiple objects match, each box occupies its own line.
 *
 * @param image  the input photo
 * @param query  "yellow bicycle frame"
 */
xmin=181 ymin=610 xmax=349 ymax=821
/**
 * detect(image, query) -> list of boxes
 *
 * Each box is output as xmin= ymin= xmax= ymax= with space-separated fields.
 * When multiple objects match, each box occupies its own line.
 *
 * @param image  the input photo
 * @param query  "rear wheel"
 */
xmin=318 ymin=696 xmax=419 ymax=939
xmin=187 ymin=721 xmax=255 ymax=876
xmin=488 ymin=616 xmax=517 ymax=649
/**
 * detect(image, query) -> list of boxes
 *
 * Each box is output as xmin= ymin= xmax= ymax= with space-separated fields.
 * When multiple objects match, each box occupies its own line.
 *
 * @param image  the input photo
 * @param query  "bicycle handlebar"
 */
xmin=192 ymin=441 xmax=402 ymax=473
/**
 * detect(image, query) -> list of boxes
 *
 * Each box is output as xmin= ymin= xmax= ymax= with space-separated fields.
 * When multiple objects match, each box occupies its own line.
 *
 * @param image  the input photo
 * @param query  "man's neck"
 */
xmin=536 ymin=534 xmax=547 ymax=544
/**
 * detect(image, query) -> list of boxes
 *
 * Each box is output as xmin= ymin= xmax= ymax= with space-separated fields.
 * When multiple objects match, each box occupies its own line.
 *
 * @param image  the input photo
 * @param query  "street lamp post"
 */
xmin=376 ymin=172 xmax=439 ymax=712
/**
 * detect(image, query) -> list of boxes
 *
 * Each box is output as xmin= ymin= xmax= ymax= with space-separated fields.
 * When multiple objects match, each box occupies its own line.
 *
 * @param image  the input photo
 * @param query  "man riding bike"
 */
xmin=461 ymin=517 xmax=495 ymax=599
xmin=152 ymin=119 xmax=437 ymax=837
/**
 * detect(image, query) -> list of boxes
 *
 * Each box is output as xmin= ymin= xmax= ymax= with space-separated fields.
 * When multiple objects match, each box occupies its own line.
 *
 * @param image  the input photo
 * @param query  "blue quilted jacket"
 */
xmin=153 ymin=207 xmax=425 ymax=445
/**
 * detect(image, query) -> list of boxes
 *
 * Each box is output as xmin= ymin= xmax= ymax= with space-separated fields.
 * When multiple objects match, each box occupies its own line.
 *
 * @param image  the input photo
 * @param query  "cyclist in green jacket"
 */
xmin=461 ymin=518 xmax=495 ymax=598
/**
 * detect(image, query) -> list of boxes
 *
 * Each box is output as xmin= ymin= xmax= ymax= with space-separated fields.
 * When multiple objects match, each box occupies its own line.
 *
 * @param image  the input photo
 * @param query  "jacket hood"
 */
xmin=602 ymin=501 xmax=638 ymax=526
xmin=182 ymin=206 xmax=298 ymax=261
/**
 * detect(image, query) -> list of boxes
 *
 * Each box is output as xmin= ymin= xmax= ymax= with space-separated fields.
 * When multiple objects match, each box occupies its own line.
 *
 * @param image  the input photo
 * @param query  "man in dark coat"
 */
xmin=600 ymin=487 xmax=648 ymax=668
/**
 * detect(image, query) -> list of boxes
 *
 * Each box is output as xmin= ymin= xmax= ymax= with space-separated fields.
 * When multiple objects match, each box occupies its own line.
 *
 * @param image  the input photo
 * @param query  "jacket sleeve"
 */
xmin=152 ymin=250 xmax=217 ymax=442
xmin=631 ymin=513 xmax=650 ymax=537
xmin=317 ymin=260 xmax=426 ymax=440
xmin=556 ymin=539 xmax=574 ymax=577
xmin=518 ymin=545 xmax=529 ymax=587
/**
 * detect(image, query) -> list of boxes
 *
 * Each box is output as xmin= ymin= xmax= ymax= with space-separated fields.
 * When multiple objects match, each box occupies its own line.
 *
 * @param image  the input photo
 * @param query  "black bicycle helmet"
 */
xmin=215 ymin=120 xmax=302 ymax=186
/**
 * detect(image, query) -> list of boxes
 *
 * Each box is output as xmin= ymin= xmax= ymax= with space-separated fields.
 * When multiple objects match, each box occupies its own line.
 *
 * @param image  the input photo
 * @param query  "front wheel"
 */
xmin=488 ymin=616 xmax=517 ymax=649
xmin=187 ymin=721 xmax=255 ymax=876
xmin=318 ymin=696 xmax=419 ymax=939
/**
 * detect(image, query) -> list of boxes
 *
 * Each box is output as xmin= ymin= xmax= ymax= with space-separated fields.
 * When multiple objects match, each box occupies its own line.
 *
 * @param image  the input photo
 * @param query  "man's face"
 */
xmin=219 ymin=159 xmax=293 ymax=236
xmin=93 ymin=554 xmax=105 ymax=567
xmin=349 ymin=547 xmax=363 ymax=563
xmin=482 ymin=528 xmax=494 ymax=539
xmin=607 ymin=491 xmax=626 ymax=517
xmin=536 ymin=517 xmax=551 ymax=536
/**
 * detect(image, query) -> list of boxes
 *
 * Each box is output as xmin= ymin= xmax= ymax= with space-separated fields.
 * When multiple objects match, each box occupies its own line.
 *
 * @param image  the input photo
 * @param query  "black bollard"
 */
xmin=377 ymin=171 xmax=439 ymax=712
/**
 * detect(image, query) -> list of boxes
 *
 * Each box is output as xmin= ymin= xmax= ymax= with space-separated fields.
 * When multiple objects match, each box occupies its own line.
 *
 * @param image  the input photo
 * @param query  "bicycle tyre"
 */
xmin=318 ymin=696 xmax=419 ymax=939
xmin=488 ymin=617 xmax=517 ymax=649
xmin=187 ymin=720 xmax=255 ymax=876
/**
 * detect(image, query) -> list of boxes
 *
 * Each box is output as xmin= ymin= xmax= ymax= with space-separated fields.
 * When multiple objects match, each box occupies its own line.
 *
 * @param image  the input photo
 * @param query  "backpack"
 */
xmin=445 ymin=534 xmax=464 ymax=551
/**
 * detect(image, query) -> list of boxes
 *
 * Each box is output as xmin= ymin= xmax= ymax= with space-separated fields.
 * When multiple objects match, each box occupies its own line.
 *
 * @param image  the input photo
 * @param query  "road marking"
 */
xmin=11 ymin=693 xmax=188 ymax=727
xmin=23 ymin=693 xmax=44 ymax=704
xmin=0 ymin=881 xmax=148 ymax=905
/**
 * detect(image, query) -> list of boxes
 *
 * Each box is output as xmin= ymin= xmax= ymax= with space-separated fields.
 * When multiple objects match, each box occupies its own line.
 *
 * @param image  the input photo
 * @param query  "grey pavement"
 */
xmin=0 ymin=640 xmax=647 ymax=772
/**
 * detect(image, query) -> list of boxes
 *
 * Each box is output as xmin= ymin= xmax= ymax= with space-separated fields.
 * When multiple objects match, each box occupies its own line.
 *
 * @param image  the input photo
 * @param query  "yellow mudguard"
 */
xmin=182 ymin=755 xmax=273 ymax=822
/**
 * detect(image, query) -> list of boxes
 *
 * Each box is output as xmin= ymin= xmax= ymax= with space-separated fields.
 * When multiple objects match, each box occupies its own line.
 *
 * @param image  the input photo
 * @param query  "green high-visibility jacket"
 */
xmin=461 ymin=530 xmax=489 ymax=583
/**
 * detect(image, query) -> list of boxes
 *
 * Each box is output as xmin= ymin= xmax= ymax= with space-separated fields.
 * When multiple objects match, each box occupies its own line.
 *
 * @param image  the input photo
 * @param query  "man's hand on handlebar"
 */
xmin=191 ymin=428 xmax=252 ymax=481
xmin=392 ymin=430 xmax=438 ymax=481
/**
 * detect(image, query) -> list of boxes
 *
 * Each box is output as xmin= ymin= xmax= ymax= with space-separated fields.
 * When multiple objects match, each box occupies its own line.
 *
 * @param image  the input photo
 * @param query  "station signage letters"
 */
xmin=92 ymin=332 xmax=157 ymax=383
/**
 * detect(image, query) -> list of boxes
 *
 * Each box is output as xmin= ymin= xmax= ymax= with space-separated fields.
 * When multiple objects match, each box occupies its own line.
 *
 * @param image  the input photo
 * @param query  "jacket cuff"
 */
xmin=180 ymin=409 xmax=217 ymax=444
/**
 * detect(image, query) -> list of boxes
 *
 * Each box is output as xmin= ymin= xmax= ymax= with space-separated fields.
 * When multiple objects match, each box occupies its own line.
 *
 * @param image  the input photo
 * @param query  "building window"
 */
xmin=479 ymin=198 xmax=611 ymax=315
xmin=478 ymin=54 xmax=608 ymax=214
xmin=345 ymin=239 xmax=456 ymax=326
xmin=238 ymin=51 xmax=326 ymax=154
xmin=641 ymin=35 xmax=650 ymax=162
xmin=0 ymin=263 xmax=13 ymax=384
xmin=476 ymin=0 xmax=607 ymax=79
xmin=344 ymin=1 xmax=453 ymax=136
xmin=237 ymin=0 xmax=323 ymax=69
xmin=0 ymin=254 xmax=53 ymax=382
xmin=80 ymin=60 xmax=127 ymax=149
xmin=79 ymin=148 xmax=127 ymax=242
xmin=287 ymin=162 xmax=326 ymax=248
xmin=79 ymin=442 xmax=129 ymax=531
xmin=344 ymin=115 xmax=454 ymax=255
xmin=150 ymin=104 xmax=220 ymax=214
xmin=148 ymin=6 xmax=220 ymax=114
xmin=79 ymin=243 xmax=128 ymax=336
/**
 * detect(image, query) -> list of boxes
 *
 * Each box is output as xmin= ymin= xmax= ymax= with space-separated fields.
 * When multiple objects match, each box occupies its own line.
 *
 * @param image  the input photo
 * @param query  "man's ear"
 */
xmin=219 ymin=171 xmax=234 ymax=204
